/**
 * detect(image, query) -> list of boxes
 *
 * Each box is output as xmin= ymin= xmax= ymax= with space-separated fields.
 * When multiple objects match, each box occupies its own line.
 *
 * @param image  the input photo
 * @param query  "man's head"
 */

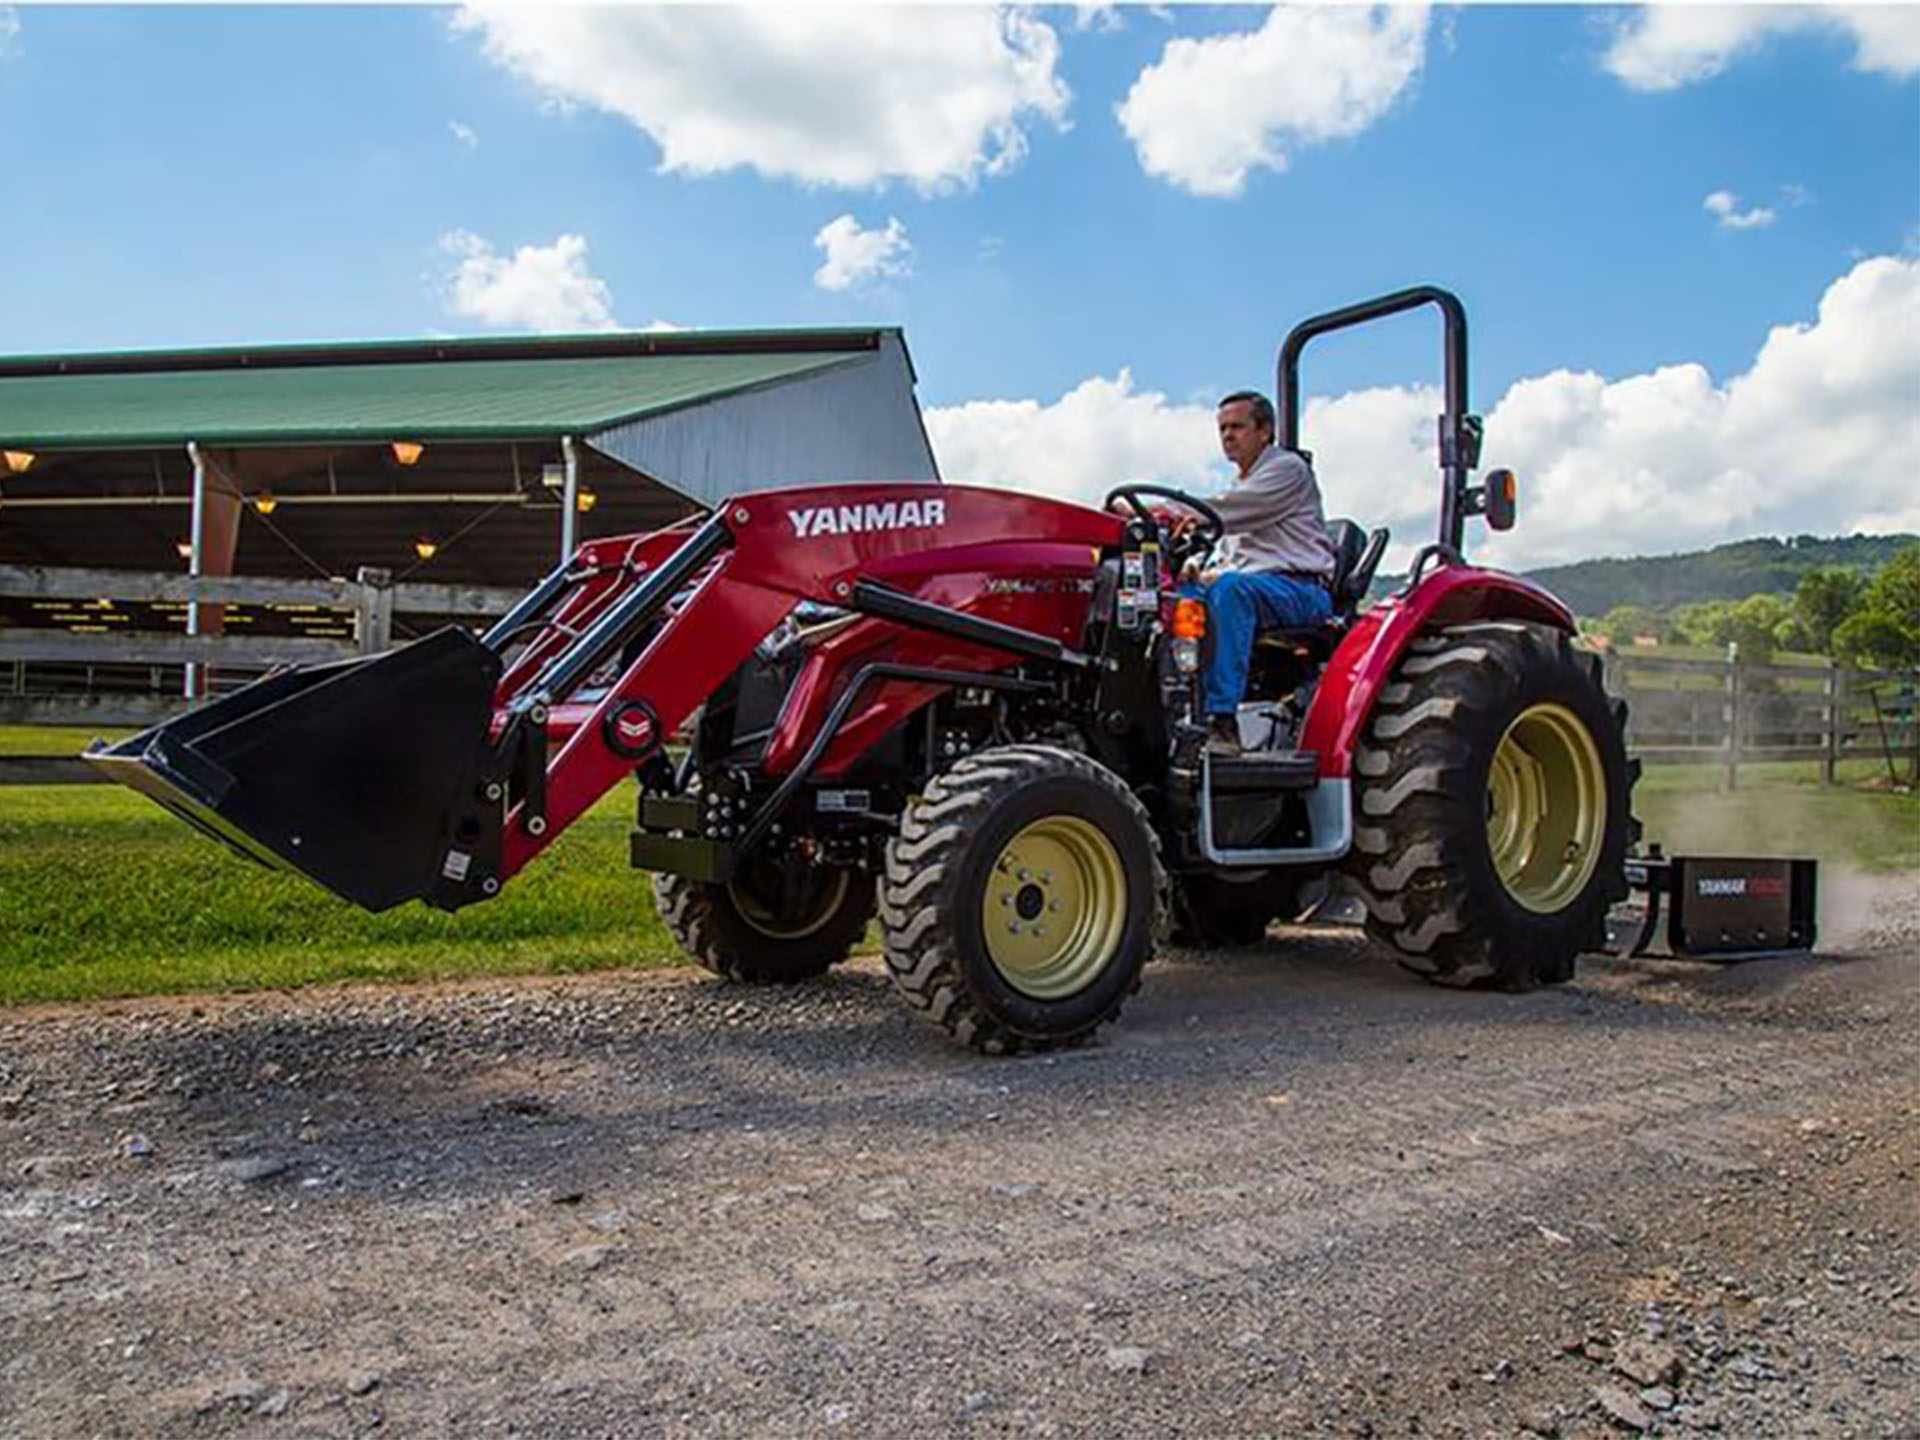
xmin=1217 ymin=391 xmax=1275 ymax=477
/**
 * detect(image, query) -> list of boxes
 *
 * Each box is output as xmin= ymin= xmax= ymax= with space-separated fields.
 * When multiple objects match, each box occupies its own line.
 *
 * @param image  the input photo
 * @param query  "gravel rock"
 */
xmin=1103 ymin=1346 xmax=1152 ymax=1377
xmin=1613 ymin=1337 xmax=1683 ymax=1387
xmin=560 ymin=1243 xmax=616 ymax=1273
xmin=258 ymin=1389 xmax=292 ymax=1417
xmin=1594 ymin=1382 xmax=1653 ymax=1431
xmin=216 ymin=1155 xmax=293 ymax=1184
xmin=346 ymin=1371 xmax=381 ymax=1397
xmin=1518 ymin=1405 xmax=1560 ymax=1436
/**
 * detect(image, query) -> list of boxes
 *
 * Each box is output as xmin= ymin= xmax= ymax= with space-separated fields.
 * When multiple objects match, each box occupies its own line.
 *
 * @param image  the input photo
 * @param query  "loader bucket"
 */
xmin=87 ymin=627 xmax=503 ymax=912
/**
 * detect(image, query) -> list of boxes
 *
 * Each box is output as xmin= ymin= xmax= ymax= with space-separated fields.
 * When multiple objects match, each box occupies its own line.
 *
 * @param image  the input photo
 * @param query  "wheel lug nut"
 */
xmin=1000 ymin=895 xmax=1011 ymax=907
xmin=1007 ymin=923 xmax=1021 ymax=935
xmin=1017 ymin=869 xmax=1029 ymax=882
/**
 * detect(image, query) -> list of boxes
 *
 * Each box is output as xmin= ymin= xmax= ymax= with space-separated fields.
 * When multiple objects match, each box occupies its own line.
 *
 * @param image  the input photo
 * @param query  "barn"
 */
xmin=0 ymin=327 xmax=940 ymax=722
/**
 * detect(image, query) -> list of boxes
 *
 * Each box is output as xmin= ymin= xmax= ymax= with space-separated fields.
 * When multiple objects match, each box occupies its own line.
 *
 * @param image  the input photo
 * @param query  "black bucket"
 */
xmin=87 ymin=627 xmax=503 ymax=912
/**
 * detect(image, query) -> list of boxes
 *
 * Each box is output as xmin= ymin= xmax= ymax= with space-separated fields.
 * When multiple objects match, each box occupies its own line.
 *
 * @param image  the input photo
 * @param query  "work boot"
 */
xmin=1207 ymin=714 xmax=1242 ymax=754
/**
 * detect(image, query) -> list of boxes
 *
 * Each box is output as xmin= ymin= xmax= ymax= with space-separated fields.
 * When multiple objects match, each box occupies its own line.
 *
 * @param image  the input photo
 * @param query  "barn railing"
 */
xmin=0 ymin=564 xmax=520 ymax=781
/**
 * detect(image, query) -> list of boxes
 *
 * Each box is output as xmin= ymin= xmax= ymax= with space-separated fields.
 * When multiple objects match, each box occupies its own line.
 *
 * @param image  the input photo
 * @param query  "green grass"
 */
xmin=0 ymin=724 xmax=138 ymax=756
xmin=3 ymin=719 xmax=1912 ymax=1007
xmin=1634 ymin=759 xmax=1918 ymax=873
xmin=0 ymin=777 xmax=679 ymax=1006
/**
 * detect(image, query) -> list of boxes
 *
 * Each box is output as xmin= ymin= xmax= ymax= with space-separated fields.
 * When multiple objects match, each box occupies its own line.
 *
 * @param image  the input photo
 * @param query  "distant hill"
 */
xmin=1516 ymin=534 xmax=1917 ymax=617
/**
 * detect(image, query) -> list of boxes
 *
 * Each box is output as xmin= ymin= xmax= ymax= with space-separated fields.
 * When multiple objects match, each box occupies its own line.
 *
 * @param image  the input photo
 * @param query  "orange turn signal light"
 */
xmin=1172 ymin=598 xmax=1208 ymax=640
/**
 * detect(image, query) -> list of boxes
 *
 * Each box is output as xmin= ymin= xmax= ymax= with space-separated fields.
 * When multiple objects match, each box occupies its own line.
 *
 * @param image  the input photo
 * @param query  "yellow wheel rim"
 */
xmin=1486 ymin=703 xmax=1607 ymax=914
xmin=981 ymin=816 xmax=1128 ymax=999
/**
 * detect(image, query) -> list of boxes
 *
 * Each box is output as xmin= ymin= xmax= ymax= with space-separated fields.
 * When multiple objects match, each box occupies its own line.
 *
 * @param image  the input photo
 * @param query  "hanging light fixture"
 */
xmin=392 ymin=441 xmax=426 ymax=466
xmin=253 ymin=491 xmax=278 ymax=515
xmin=414 ymin=537 xmax=438 ymax=561
xmin=575 ymin=487 xmax=598 ymax=513
xmin=175 ymin=539 xmax=193 ymax=561
xmin=3 ymin=450 xmax=34 ymax=474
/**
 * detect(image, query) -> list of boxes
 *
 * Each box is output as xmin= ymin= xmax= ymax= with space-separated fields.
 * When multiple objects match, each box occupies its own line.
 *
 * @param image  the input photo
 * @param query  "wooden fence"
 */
xmin=5 ymin=569 xmax=1915 ymax=791
xmin=1601 ymin=647 xmax=1917 ymax=788
xmin=0 ymin=564 xmax=520 ymax=782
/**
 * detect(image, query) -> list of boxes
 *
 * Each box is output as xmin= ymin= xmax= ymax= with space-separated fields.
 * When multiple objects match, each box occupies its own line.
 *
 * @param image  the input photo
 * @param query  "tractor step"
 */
xmin=1208 ymin=749 xmax=1319 ymax=793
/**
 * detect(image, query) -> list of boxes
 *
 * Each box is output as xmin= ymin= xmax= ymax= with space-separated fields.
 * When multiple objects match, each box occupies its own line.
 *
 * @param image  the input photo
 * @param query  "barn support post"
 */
xmin=560 ymin=434 xmax=580 ymax=561
xmin=182 ymin=441 xmax=244 ymax=700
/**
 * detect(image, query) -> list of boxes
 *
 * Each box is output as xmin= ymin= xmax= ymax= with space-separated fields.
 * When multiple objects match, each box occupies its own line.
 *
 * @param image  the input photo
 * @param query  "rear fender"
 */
xmin=1300 ymin=566 xmax=1575 ymax=779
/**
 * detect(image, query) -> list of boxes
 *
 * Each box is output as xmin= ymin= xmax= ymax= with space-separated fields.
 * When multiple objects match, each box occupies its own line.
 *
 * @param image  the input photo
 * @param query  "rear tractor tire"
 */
xmin=880 ymin=744 xmax=1167 ymax=1054
xmin=1344 ymin=622 xmax=1636 ymax=990
xmin=654 ymin=858 xmax=875 ymax=985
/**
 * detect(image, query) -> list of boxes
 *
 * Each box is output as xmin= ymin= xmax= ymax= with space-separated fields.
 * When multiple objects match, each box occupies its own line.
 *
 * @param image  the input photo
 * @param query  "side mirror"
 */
xmin=1481 ymin=468 xmax=1517 ymax=530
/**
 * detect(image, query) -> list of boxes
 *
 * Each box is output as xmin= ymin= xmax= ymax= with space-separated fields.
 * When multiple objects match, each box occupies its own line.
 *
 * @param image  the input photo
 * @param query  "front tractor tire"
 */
xmin=1345 ymin=622 xmax=1634 ymax=990
xmin=880 ymin=745 xmax=1167 ymax=1054
xmin=654 ymin=860 xmax=875 ymax=985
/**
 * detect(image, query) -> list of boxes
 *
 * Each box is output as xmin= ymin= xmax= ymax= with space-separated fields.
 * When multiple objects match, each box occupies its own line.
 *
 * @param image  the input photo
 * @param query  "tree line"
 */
xmin=1597 ymin=542 xmax=1920 ymax=669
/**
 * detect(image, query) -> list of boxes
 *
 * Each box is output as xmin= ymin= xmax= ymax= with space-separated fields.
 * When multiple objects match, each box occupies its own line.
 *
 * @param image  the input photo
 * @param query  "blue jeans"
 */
xmin=1181 ymin=571 xmax=1333 ymax=715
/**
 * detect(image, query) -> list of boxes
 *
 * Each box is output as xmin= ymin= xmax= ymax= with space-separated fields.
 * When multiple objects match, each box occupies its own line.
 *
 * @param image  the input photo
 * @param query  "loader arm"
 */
xmin=90 ymin=484 xmax=1122 ymax=913
xmin=502 ymin=488 xmax=1119 ymax=878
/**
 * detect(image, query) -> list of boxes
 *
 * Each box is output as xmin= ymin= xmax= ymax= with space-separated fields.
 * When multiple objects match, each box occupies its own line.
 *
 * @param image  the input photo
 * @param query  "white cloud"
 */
xmin=930 ymin=257 xmax=1920 ymax=571
xmin=449 ymin=120 xmax=479 ymax=151
xmin=926 ymin=371 xmax=1224 ymax=504
xmin=1705 ymin=189 xmax=1777 ymax=231
xmin=0 ymin=7 xmax=20 ymax=61
xmin=1116 ymin=5 xmax=1430 ymax=198
xmin=813 ymin=215 xmax=913 ymax=293
xmin=1074 ymin=5 xmax=1125 ymax=34
xmin=1603 ymin=5 xmax=1920 ymax=90
xmin=453 ymin=5 xmax=1068 ymax=193
xmin=437 ymin=230 xmax=620 ymax=333
xmin=1479 ymin=255 xmax=1920 ymax=567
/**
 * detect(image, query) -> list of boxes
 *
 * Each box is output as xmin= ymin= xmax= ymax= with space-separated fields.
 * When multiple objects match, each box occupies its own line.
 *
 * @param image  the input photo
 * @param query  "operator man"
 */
xmin=1188 ymin=391 xmax=1337 ymax=751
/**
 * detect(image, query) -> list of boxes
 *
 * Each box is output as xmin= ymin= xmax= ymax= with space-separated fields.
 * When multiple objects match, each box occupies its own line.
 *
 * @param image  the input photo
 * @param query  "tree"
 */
xmin=1834 ymin=545 xmax=1920 ymax=670
xmin=1600 ymin=604 xmax=1668 ymax=650
xmin=1795 ymin=567 xmax=1866 ymax=654
xmin=1723 ymin=593 xmax=1791 ymax=661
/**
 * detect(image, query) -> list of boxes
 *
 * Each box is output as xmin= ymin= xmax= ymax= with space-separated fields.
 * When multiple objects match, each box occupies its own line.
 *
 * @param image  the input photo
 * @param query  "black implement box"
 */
xmin=1611 ymin=853 xmax=1818 ymax=961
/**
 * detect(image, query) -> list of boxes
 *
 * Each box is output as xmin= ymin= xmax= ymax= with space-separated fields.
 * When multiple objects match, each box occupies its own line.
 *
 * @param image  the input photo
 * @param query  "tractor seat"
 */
xmin=1254 ymin=519 xmax=1389 ymax=660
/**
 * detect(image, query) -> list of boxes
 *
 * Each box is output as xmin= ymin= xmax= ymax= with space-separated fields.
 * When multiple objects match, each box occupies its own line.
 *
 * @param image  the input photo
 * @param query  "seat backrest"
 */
xmin=1326 ymin=518 xmax=1389 ymax=613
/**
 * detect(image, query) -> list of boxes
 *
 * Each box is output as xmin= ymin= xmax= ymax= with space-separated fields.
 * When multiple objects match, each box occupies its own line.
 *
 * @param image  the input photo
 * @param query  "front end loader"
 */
xmin=92 ymin=287 xmax=1659 ymax=1051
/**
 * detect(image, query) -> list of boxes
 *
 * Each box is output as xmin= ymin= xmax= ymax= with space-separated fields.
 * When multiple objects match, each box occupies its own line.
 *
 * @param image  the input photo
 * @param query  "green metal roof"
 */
xmin=0 ymin=332 xmax=886 ymax=449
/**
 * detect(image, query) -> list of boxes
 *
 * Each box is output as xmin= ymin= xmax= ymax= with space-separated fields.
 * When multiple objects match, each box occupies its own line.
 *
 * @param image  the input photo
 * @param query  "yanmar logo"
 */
xmin=787 ymin=498 xmax=946 ymax=539
xmin=1696 ymin=875 xmax=1789 ymax=898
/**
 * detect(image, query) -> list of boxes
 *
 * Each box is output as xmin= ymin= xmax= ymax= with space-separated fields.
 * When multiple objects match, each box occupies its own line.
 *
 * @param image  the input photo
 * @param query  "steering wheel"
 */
xmin=1103 ymin=484 xmax=1226 ymax=570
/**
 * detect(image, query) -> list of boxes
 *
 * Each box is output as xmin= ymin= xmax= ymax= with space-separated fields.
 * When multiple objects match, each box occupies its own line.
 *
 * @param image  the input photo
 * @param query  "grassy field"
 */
xmin=2 ymin=724 xmax=1911 ymax=1007
xmin=1633 ymin=758 xmax=1916 ymax=873
xmin=0 ymin=724 xmax=138 ymax=756
xmin=0 ymin=773 xmax=678 ymax=1006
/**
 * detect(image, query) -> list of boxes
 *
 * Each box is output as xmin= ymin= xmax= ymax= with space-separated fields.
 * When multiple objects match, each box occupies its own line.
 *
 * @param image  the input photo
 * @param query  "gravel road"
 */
xmin=3 ymin=878 xmax=1916 ymax=1438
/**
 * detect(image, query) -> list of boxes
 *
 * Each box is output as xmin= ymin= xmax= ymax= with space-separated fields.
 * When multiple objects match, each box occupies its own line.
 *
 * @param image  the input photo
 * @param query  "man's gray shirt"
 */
xmin=1210 ymin=444 xmax=1337 ymax=580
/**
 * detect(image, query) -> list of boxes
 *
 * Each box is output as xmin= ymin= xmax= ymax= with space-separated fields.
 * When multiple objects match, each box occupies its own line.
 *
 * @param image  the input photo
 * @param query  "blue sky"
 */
xmin=1 ymin=4 xmax=1916 ymax=566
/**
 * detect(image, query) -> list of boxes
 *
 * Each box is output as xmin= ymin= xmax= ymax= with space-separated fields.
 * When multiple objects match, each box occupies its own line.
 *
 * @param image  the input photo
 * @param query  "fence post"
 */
xmin=1906 ymin=674 xmax=1919 ymax=787
xmin=1823 ymin=664 xmax=1844 ymax=786
xmin=353 ymin=567 xmax=394 ymax=656
xmin=1722 ymin=642 xmax=1742 ymax=792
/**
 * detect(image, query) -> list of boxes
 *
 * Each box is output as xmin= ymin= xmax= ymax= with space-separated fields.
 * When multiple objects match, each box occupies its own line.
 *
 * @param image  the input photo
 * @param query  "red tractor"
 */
xmin=93 ymin=288 xmax=1637 ymax=1052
